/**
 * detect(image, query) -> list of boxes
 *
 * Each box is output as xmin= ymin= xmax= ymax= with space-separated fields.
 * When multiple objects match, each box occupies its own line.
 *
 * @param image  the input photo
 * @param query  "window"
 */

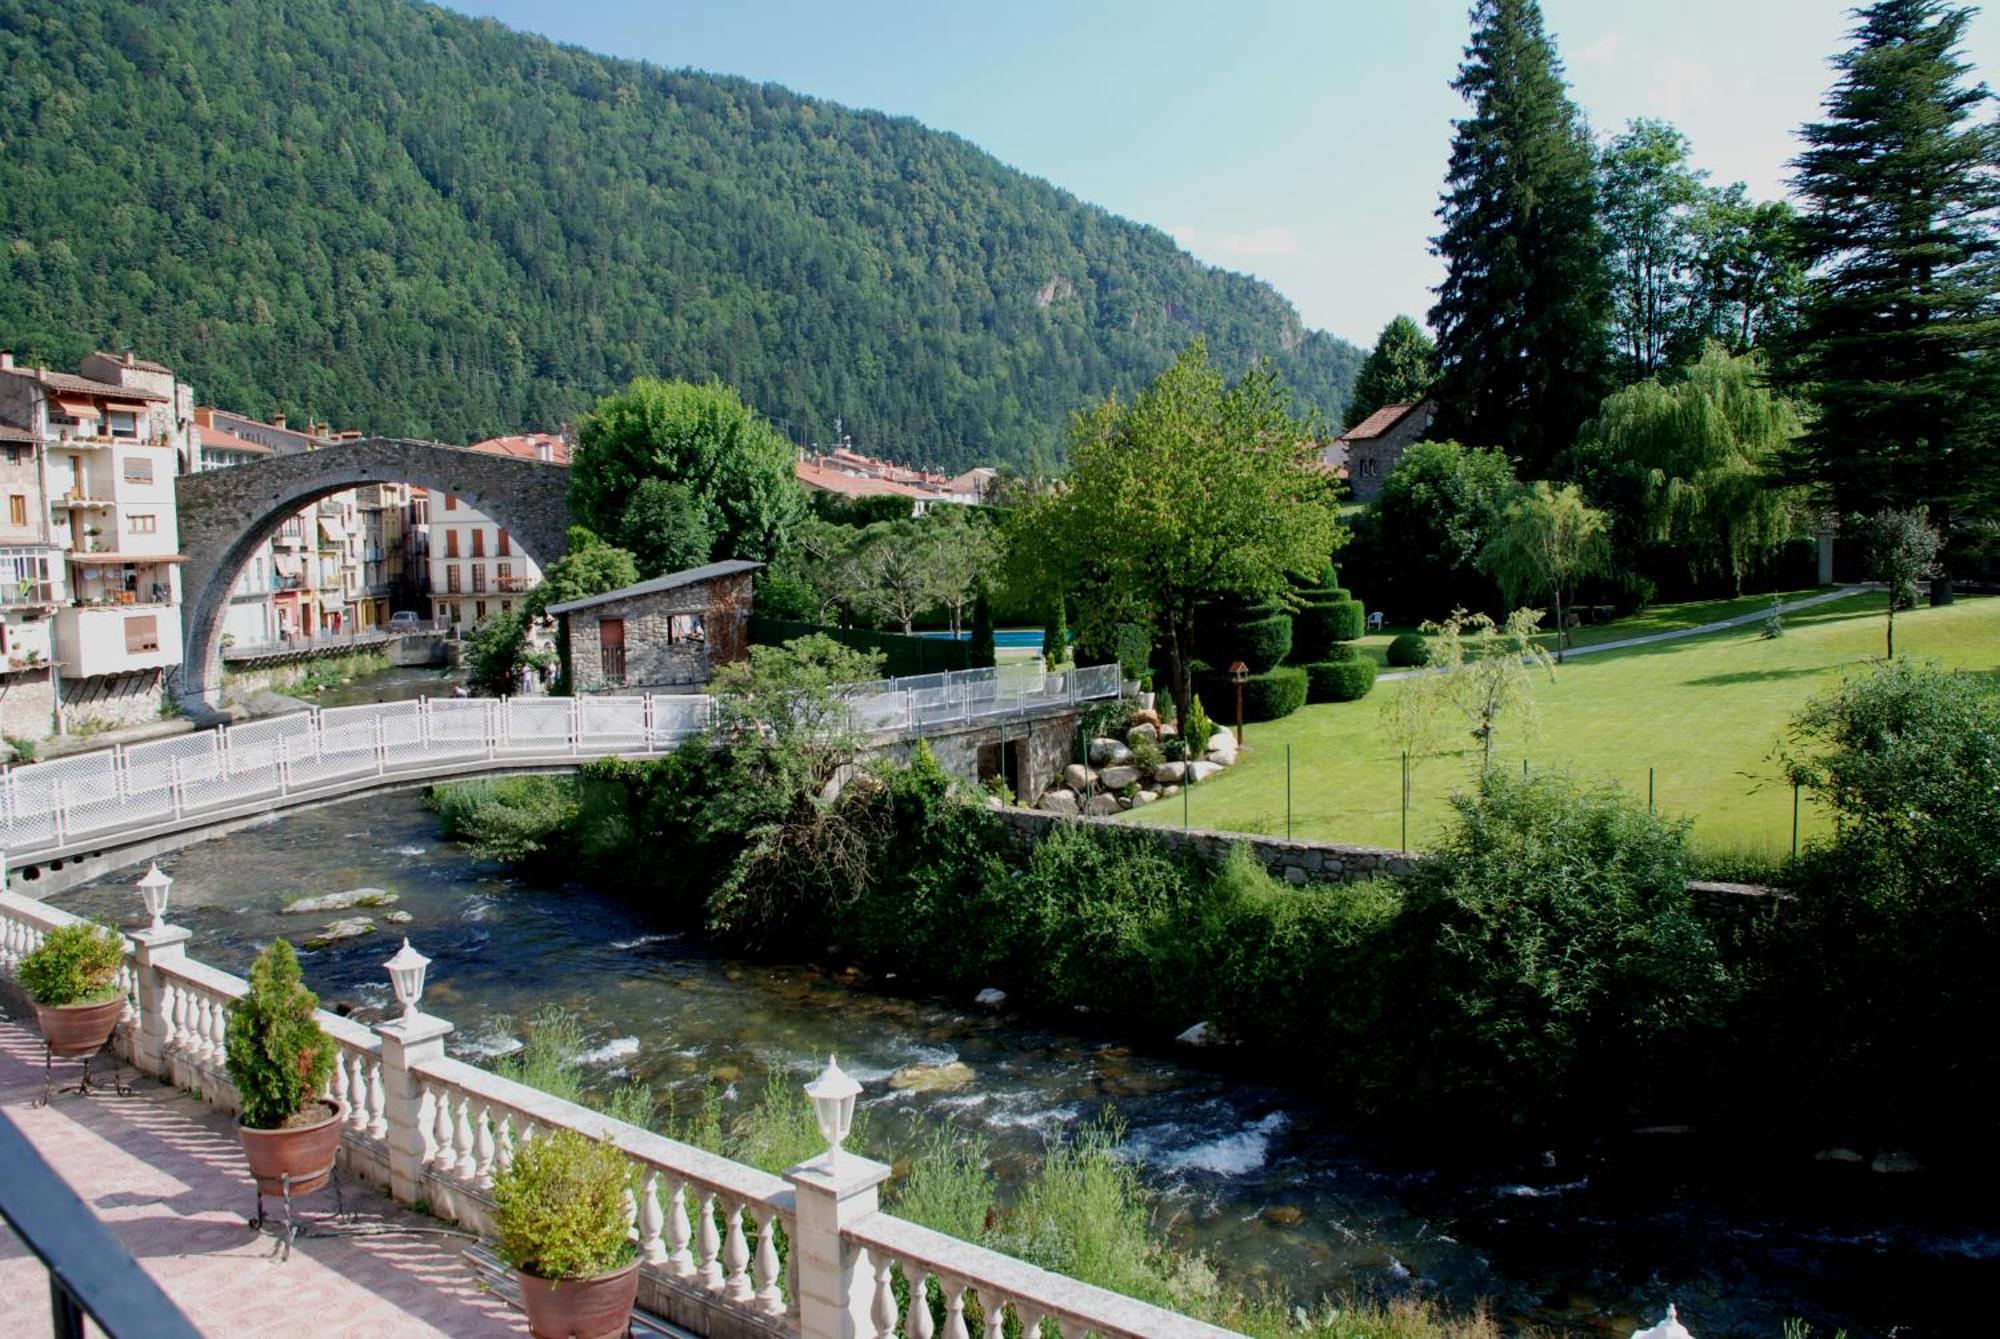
xmin=471 ymin=529 xmax=485 ymax=558
xmin=124 ymin=615 xmax=160 ymax=654
xmin=445 ymin=529 xmax=459 ymax=558
xmin=599 ymin=617 xmax=626 ymax=684
xmin=444 ymin=495 xmax=458 ymax=511
xmin=7 ymin=495 xmax=24 ymax=527
xmin=126 ymin=513 xmax=158 ymax=535
xmin=669 ymin=613 xmax=706 ymax=643
xmin=3 ymin=447 xmax=24 ymax=465
xmin=122 ymin=455 xmax=154 ymax=485
xmin=501 ymin=601 xmax=512 ymax=615
xmin=497 ymin=561 xmax=512 ymax=586
xmin=475 ymin=600 xmax=488 ymax=622
xmin=108 ymin=410 xmax=138 ymax=439
xmin=446 ymin=565 xmax=461 ymax=594
xmin=471 ymin=563 xmax=486 ymax=593
xmin=497 ymin=530 xmax=511 ymax=557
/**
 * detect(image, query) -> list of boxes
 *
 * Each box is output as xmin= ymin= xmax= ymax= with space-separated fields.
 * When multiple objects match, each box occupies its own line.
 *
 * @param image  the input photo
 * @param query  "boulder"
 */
xmin=1039 ymin=789 xmax=1081 ymax=816
xmin=284 ymin=888 xmax=398 ymax=914
xmin=1152 ymin=760 xmax=1186 ymax=784
xmin=1129 ymin=708 xmax=1163 ymax=728
xmin=1086 ymin=794 xmax=1121 ymax=817
xmin=1814 ymin=1147 xmax=1865 ymax=1165
xmin=304 ymin=916 xmax=377 ymax=949
xmin=1087 ymin=738 xmax=1132 ymax=767
xmin=1261 ymin=1206 xmax=1304 ymax=1228
xmin=1871 ymin=1149 xmax=1922 ymax=1174
xmin=1097 ymin=765 xmax=1140 ymax=790
xmin=1126 ymin=722 xmax=1159 ymax=746
xmin=1175 ymin=1021 xmax=1216 ymax=1047
xmin=1063 ymin=763 xmax=1097 ymax=792
xmin=1133 ymin=790 xmax=1159 ymax=807
xmin=1206 ymin=734 xmax=1239 ymax=764
xmin=888 ymin=1060 xmax=975 ymax=1093
xmin=1187 ymin=761 xmax=1224 ymax=784
xmin=1159 ymin=784 xmax=1181 ymax=797
xmin=974 ymin=988 xmax=1007 ymax=1009
xmin=382 ymin=910 xmax=414 ymax=925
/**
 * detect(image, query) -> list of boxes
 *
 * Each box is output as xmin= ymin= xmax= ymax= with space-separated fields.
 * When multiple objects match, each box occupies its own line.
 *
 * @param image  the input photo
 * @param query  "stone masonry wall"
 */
xmin=568 ymin=571 xmax=754 ymax=695
xmin=0 ymin=668 xmax=54 ymax=742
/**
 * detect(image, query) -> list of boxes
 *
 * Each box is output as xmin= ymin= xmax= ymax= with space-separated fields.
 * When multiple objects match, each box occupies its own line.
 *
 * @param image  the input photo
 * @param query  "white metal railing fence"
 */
xmin=0 ymin=662 xmax=1122 ymax=857
xmin=0 ymin=883 xmax=1240 ymax=1339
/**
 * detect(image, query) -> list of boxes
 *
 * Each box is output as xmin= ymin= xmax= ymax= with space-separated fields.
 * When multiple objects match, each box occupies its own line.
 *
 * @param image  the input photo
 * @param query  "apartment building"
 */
xmin=429 ymin=434 xmax=565 ymax=630
xmin=0 ymin=350 xmax=192 ymax=735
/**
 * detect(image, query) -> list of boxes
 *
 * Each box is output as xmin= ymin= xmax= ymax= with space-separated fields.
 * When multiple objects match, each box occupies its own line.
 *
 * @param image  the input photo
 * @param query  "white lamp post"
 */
xmin=804 ymin=1055 xmax=862 ymax=1169
xmin=136 ymin=862 xmax=173 ymax=931
xmin=383 ymin=939 xmax=432 ymax=1019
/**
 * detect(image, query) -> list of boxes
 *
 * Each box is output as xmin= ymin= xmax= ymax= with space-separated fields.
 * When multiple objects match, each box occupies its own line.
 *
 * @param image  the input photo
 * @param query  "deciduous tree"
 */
xmin=1344 ymin=315 xmax=1438 ymax=430
xmin=1423 ymin=606 xmax=1555 ymax=773
xmin=1853 ymin=507 xmax=1942 ymax=659
xmin=1478 ymin=482 xmax=1611 ymax=659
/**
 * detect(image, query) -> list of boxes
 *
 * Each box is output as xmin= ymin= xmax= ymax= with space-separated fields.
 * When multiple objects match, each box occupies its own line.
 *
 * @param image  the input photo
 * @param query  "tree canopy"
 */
xmin=1344 ymin=315 xmax=1438 ymax=430
xmin=1347 ymin=440 xmax=1518 ymax=621
xmin=1479 ymin=482 xmax=1612 ymax=657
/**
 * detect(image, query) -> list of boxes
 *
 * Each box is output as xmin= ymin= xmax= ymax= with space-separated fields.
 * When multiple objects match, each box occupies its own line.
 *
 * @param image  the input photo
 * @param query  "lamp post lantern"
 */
xmin=383 ymin=939 xmax=432 ymax=1019
xmin=136 ymin=862 xmax=173 ymax=931
xmin=1228 ymin=660 xmax=1249 ymax=745
xmin=804 ymin=1055 xmax=862 ymax=1170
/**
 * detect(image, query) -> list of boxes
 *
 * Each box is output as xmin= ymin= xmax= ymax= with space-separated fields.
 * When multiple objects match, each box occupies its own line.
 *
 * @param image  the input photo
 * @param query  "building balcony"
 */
xmin=53 ymin=602 xmax=182 ymax=677
xmin=0 ymin=579 xmax=61 ymax=609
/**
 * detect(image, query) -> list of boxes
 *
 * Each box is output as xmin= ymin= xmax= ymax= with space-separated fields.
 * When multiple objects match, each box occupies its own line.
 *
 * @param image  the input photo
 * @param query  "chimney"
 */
xmin=272 ymin=413 xmax=287 ymax=430
xmin=194 ymin=406 xmax=213 ymax=428
xmin=0 ymin=350 xmax=12 ymax=370
xmin=122 ymin=351 xmax=135 ymax=368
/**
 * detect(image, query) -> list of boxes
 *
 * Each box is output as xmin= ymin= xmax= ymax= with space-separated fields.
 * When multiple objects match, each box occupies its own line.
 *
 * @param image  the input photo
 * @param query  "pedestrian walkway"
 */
xmin=1379 ymin=586 xmax=1870 ymax=681
xmin=0 ymin=1018 xmax=517 ymax=1338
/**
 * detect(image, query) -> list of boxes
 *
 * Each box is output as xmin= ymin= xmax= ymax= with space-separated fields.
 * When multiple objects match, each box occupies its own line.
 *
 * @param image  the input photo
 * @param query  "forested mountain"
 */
xmin=0 ymin=0 xmax=1361 ymax=471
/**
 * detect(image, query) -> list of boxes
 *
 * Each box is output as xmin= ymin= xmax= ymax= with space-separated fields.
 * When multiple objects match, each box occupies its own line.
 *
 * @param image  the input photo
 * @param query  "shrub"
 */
xmin=5 ymin=733 xmax=38 ymax=764
xmin=1128 ymin=733 xmax=1166 ymax=775
xmin=432 ymin=777 xmax=580 ymax=863
xmin=1180 ymin=694 xmax=1216 ymax=755
xmin=18 ymin=922 xmax=124 ymax=1007
xmin=225 ymin=940 xmax=339 ymax=1130
xmin=1386 ymin=632 xmax=1432 ymax=667
xmin=1225 ymin=613 xmax=1293 ymax=674
xmin=1306 ymin=659 xmax=1377 ymax=703
xmin=1199 ymin=667 xmax=1307 ymax=722
xmin=1291 ymin=597 xmax=1366 ymax=660
xmin=492 ymin=1127 xmax=637 ymax=1281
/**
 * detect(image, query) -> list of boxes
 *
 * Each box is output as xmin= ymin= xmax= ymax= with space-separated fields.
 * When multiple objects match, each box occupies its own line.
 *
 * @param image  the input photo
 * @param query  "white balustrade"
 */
xmin=0 ymin=663 xmax=1122 ymax=860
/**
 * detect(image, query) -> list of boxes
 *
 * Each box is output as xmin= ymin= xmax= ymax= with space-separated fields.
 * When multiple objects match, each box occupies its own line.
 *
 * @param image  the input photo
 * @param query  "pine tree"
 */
xmin=1429 ymin=0 xmax=1611 ymax=473
xmin=1344 ymin=315 xmax=1438 ymax=429
xmin=1772 ymin=0 xmax=2000 ymax=601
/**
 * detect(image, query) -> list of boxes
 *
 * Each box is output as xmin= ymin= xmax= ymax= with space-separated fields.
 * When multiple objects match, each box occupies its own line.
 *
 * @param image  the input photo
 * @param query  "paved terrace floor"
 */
xmin=0 ymin=1018 xmax=517 ymax=1338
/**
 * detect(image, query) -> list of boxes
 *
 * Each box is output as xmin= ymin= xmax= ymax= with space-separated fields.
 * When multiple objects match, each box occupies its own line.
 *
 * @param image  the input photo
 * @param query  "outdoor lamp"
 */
xmin=384 ymin=938 xmax=432 ymax=1019
xmin=804 ymin=1055 xmax=862 ymax=1168
xmin=137 ymin=862 xmax=173 ymax=931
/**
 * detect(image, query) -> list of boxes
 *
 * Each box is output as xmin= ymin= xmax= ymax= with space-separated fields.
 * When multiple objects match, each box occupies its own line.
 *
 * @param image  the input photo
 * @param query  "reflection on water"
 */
xmin=51 ymin=795 xmax=1986 ymax=1338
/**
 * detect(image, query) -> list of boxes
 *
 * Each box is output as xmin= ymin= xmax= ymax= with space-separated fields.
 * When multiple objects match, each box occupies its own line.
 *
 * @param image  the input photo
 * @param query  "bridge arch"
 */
xmin=174 ymin=438 xmax=572 ymax=713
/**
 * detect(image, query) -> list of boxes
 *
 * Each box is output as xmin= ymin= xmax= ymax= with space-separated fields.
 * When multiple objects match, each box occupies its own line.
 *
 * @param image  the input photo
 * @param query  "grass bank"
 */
xmin=1139 ymin=591 xmax=1999 ymax=855
xmin=223 ymin=649 xmax=392 ymax=700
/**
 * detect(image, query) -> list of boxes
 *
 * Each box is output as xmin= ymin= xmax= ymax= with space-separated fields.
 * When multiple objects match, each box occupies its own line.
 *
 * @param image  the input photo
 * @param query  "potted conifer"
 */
xmin=492 ymin=1127 xmax=640 ymax=1339
xmin=18 ymin=921 xmax=127 ymax=1065
xmin=224 ymin=939 xmax=343 ymax=1200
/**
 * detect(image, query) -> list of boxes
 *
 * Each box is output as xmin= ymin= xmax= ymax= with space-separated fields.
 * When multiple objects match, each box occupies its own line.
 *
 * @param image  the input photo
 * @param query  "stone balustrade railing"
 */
xmin=0 ymin=661 xmax=1122 ymax=860
xmin=0 ymin=876 xmax=1246 ymax=1339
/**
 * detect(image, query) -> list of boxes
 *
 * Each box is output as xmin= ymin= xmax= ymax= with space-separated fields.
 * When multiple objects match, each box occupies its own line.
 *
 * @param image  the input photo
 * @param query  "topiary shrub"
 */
xmin=1291 ymin=597 xmax=1366 ymax=661
xmin=1306 ymin=659 xmax=1378 ymax=703
xmin=1230 ymin=614 xmax=1293 ymax=673
xmin=492 ymin=1126 xmax=637 ymax=1281
xmin=225 ymin=939 xmax=339 ymax=1131
xmin=18 ymin=922 xmax=124 ymax=1007
xmin=1202 ymin=667 xmax=1308 ymax=722
xmin=1325 ymin=598 xmax=1366 ymax=642
xmin=1387 ymin=632 xmax=1432 ymax=668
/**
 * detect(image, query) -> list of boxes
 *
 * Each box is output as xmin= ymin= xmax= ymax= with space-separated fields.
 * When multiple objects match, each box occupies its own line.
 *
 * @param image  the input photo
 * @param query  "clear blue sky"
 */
xmin=447 ymin=0 xmax=1996 ymax=350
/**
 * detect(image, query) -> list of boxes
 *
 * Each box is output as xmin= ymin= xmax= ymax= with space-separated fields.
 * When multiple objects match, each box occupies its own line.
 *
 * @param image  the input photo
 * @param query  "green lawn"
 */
xmin=1136 ymin=591 xmax=2000 ymax=858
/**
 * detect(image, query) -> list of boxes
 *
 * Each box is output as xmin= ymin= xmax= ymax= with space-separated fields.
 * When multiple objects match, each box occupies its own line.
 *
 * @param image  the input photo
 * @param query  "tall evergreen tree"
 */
xmin=1772 ymin=0 xmax=2000 ymax=600
xmin=1344 ymin=315 xmax=1438 ymax=429
xmin=1429 ymin=0 xmax=1611 ymax=474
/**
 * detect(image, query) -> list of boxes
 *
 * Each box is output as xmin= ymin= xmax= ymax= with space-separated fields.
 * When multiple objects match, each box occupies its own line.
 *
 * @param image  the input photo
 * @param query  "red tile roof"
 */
xmin=795 ymin=459 xmax=932 ymax=499
xmin=469 ymin=433 xmax=572 ymax=465
xmin=197 ymin=425 xmax=273 ymax=455
xmin=92 ymin=351 xmax=174 ymax=375
xmin=1339 ymin=402 xmax=1423 ymax=442
xmin=0 ymin=419 xmax=34 ymax=444
xmin=0 ymin=367 xmax=168 ymax=401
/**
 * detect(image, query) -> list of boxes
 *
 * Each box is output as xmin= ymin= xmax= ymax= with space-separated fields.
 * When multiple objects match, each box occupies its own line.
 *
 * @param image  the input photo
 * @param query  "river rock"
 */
xmin=974 ymin=988 xmax=1007 ymax=1009
xmin=1175 ymin=1021 xmax=1216 ymax=1047
xmin=1134 ymin=790 xmax=1159 ymax=807
xmin=1087 ymin=738 xmax=1132 ymax=767
xmin=1153 ymin=760 xmax=1186 ymax=784
xmin=1040 ymin=789 xmax=1080 ymax=816
xmin=1261 ymin=1205 xmax=1304 ymax=1228
xmin=382 ymin=910 xmax=414 ymax=925
xmin=1206 ymin=733 xmax=1239 ymax=764
xmin=888 ymin=1060 xmax=975 ymax=1093
xmin=1160 ymin=784 xmax=1181 ymax=797
xmin=284 ymin=888 xmax=398 ymax=914
xmin=1187 ymin=761 xmax=1224 ymax=784
xmin=1098 ymin=765 xmax=1140 ymax=790
xmin=1126 ymin=722 xmax=1159 ymax=746
xmin=1086 ymin=794 xmax=1120 ymax=817
xmin=1063 ymin=763 xmax=1097 ymax=791
xmin=1814 ymin=1147 xmax=1865 ymax=1164
xmin=305 ymin=916 xmax=376 ymax=948
xmin=1871 ymin=1149 xmax=1922 ymax=1174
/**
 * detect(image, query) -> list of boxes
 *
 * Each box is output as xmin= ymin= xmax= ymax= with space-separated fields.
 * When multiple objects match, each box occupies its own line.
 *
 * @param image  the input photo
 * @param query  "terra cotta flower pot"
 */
xmin=34 ymin=996 xmax=124 ymax=1059
xmin=517 ymin=1257 xmax=640 ymax=1339
xmin=237 ymin=1099 xmax=345 ymax=1197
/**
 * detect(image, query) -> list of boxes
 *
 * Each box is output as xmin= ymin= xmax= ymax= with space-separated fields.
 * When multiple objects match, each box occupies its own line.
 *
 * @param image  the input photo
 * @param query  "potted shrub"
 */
xmin=224 ymin=939 xmax=343 ymax=1199
xmin=18 ymin=921 xmax=127 ymax=1062
xmin=492 ymin=1127 xmax=640 ymax=1339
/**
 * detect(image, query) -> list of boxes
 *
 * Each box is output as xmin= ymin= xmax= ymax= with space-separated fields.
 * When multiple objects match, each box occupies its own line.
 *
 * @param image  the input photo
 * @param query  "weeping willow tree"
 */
xmin=1571 ymin=343 xmax=1804 ymax=594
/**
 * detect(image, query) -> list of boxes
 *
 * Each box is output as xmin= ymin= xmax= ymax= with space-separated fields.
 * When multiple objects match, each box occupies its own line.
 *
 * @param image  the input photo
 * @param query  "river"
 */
xmin=48 ymin=794 xmax=1988 ymax=1338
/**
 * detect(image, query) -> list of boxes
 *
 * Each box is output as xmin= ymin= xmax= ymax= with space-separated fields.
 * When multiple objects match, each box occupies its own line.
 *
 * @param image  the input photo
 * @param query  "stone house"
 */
xmin=1329 ymin=398 xmax=1438 ymax=502
xmin=549 ymin=559 xmax=762 ymax=695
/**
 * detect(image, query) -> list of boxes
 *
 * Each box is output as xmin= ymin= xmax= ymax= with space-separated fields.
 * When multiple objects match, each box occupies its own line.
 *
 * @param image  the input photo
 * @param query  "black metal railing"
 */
xmin=0 ymin=1110 xmax=201 ymax=1338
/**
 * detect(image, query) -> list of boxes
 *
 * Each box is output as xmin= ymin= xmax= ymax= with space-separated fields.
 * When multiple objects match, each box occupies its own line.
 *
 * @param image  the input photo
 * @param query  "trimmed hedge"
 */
xmin=1198 ymin=666 xmax=1308 ymax=722
xmin=1232 ymin=614 xmax=1293 ymax=673
xmin=1387 ymin=632 xmax=1431 ymax=668
xmin=1306 ymin=658 xmax=1378 ymax=703
xmin=1292 ymin=597 xmax=1366 ymax=660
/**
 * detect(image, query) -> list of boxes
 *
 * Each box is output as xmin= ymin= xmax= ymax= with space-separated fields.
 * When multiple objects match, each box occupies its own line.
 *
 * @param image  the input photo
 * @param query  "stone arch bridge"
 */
xmin=174 ymin=439 xmax=572 ymax=713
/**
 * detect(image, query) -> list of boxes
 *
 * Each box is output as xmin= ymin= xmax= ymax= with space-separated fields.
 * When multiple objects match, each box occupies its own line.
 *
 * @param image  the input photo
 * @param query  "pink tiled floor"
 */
xmin=0 ymin=1019 xmax=521 ymax=1336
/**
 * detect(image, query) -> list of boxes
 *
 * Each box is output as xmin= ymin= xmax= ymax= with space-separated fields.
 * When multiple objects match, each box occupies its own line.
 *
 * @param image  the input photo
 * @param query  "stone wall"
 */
xmin=875 ymin=711 xmax=1077 ymax=802
xmin=568 ymin=570 xmax=754 ymax=694
xmin=0 ymin=667 xmax=54 ymax=742
xmin=58 ymin=667 xmax=169 ymax=731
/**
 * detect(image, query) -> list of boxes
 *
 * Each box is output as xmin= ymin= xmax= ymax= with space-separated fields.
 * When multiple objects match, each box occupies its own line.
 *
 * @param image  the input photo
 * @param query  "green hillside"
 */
xmin=0 ymin=0 xmax=1360 ymax=470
